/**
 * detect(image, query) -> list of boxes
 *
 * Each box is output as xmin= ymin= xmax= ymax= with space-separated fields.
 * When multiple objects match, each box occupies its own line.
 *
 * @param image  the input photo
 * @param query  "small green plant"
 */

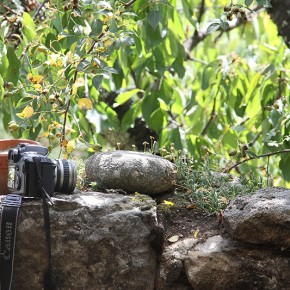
xmin=75 ymin=141 xmax=265 ymax=214
xmin=173 ymin=154 xmax=264 ymax=214
xmin=75 ymin=159 xmax=87 ymax=190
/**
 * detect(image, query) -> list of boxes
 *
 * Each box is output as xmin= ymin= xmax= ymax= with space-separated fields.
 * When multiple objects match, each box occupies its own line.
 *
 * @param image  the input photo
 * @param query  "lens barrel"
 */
xmin=54 ymin=159 xmax=76 ymax=193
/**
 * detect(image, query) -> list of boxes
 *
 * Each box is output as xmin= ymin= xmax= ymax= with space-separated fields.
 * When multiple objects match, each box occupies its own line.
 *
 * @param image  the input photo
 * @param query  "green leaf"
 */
xmin=0 ymin=76 xmax=4 ymax=101
xmin=142 ymin=93 xmax=159 ymax=122
xmin=244 ymin=73 xmax=261 ymax=102
xmin=115 ymin=89 xmax=142 ymax=105
xmin=171 ymin=53 xmax=185 ymax=78
xmin=92 ymin=75 xmax=103 ymax=89
xmin=201 ymin=64 xmax=218 ymax=90
xmin=121 ymin=102 xmax=141 ymax=131
xmin=0 ymin=41 xmax=8 ymax=78
xmin=133 ymin=0 xmax=150 ymax=11
xmin=220 ymin=21 xmax=229 ymax=31
xmin=256 ymin=0 xmax=272 ymax=8
xmin=261 ymin=64 xmax=276 ymax=77
xmin=23 ymin=124 xmax=42 ymax=140
xmin=148 ymin=108 xmax=164 ymax=132
xmin=181 ymin=0 xmax=195 ymax=26
xmin=51 ymin=13 xmax=63 ymax=33
xmin=170 ymin=127 xmax=183 ymax=149
xmin=201 ymin=69 xmax=210 ymax=90
xmin=22 ymin=12 xmax=36 ymax=42
xmin=171 ymin=90 xmax=185 ymax=115
xmin=148 ymin=10 xmax=160 ymax=30
xmin=90 ymin=19 xmax=103 ymax=36
xmin=279 ymin=155 xmax=290 ymax=181
xmin=246 ymin=150 xmax=258 ymax=158
xmin=245 ymin=0 xmax=253 ymax=7
xmin=6 ymin=46 xmax=21 ymax=85
xmin=206 ymin=22 xmax=220 ymax=34
xmin=246 ymin=90 xmax=261 ymax=119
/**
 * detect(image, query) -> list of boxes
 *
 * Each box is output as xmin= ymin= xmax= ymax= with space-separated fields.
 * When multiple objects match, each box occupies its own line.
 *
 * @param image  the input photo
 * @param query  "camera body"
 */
xmin=8 ymin=144 xmax=76 ymax=197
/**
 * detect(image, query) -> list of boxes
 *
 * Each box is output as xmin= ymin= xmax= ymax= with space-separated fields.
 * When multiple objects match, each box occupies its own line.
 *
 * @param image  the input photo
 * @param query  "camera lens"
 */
xmin=54 ymin=159 xmax=76 ymax=193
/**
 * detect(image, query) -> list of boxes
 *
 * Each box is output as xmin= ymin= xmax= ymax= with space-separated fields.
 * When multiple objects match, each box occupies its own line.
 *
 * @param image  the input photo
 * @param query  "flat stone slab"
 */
xmin=85 ymin=151 xmax=177 ymax=195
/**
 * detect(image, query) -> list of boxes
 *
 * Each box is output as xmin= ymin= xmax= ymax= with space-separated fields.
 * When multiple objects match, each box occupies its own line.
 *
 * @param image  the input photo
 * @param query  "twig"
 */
xmin=201 ymin=81 xmax=220 ymax=136
xmin=120 ymin=0 xmax=137 ymax=9
xmin=266 ymin=156 xmax=270 ymax=187
xmin=201 ymin=96 xmax=217 ymax=136
xmin=248 ymin=131 xmax=262 ymax=147
xmin=224 ymin=149 xmax=290 ymax=172
xmin=33 ymin=0 xmax=50 ymax=20
xmin=184 ymin=0 xmax=206 ymax=55
xmin=197 ymin=0 xmax=206 ymax=23
xmin=184 ymin=5 xmax=264 ymax=55
xmin=0 ymin=3 xmax=18 ymax=14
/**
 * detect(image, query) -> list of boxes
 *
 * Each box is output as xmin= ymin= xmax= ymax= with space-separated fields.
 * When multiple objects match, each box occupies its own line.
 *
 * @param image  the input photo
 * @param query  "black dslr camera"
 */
xmin=7 ymin=143 xmax=76 ymax=197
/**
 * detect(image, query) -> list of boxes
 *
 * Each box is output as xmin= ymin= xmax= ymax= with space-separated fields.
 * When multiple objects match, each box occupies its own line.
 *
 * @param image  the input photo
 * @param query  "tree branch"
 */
xmin=33 ymin=0 xmax=50 ymax=20
xmin=184 ymin=5 xmax=264 ymax=55
xmin=0 ymin=2 xmax=18 ymax=14
xmin=223 ymin=149 xmax=290 ymax=173
xmin=123 ymin=0 xmax=137 ymax=9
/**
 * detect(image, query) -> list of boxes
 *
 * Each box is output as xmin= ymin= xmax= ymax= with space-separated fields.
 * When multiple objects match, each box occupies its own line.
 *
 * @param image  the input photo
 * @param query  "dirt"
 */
xmin=157 ymin=205 xmax=226 ymax=247
xmin=99 ymin=188 xmax=227 ymax=246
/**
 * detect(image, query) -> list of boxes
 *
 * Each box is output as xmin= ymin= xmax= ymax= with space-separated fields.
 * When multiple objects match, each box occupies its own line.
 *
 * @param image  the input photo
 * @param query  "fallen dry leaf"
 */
xmin=167 ymin=235 xmax=179 ymax=243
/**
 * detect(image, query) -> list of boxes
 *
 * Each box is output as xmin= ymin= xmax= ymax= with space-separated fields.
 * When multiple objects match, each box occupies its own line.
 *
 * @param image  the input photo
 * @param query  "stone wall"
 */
xmin=157 ymin=187 xmax=290 ymax=290
xmin=9 ymin=187 xmax=290 ymax=290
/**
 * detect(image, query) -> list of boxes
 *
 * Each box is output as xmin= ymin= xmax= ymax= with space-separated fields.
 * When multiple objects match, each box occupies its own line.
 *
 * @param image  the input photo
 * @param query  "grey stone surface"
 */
xmin=8 ymin=186 xmax=290 ymax=290
xmin=223 ymin=187 xmax=290 ymax=247
xmin=157 ymin=233 xmax=290 ymax=290
xmin=12 ymin=191 xmax=159 ymax=290
xmin=156 ymin=238 xmax=198 ymax=290
xmin=85 ymin=151 xmax=177 ymax=195
xmin=184 ymin=235 xmax=290 ymax=290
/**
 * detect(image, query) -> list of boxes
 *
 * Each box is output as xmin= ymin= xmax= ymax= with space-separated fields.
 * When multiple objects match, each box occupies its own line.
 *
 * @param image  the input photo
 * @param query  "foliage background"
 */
xmin=0 ymin=0 xmax=290 ymax=186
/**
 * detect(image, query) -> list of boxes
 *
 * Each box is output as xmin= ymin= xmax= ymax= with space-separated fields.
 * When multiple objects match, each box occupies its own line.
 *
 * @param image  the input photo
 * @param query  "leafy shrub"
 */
xmin=0 ymin=0 xmax=290 ymax=186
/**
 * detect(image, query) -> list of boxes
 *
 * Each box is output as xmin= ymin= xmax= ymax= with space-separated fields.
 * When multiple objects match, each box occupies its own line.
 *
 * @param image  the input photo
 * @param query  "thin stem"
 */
xmin=0 ymin=3 xmax=18 ymax=14
xmin=33 ymin=0 xmax=50 ymax=20
xmin=201 ymin=81 xmax=220 ymax=136
xmin=266 ymin=156 xmax=270 ymax=187
xmin=120 ymin=0 xmax=137 ymax=9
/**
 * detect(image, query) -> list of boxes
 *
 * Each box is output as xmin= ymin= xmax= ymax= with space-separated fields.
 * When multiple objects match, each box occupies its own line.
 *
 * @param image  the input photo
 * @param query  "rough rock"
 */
xmin=156 ymin=238 xmax=198 ymax=290
xmin=9 ymin=185 xmax=290 ymax=290
xmin=12 ymin=191 xmax=160 ymax=290
xmin=223 ymin=187 xmax=290 ymax=247
xmin=157 ymin=234 xmax=290 ymax=290
xmin=184 ymin=235 xmax=290 ymax=290
xmin=85 ymin=151 xmax=176 ymax=195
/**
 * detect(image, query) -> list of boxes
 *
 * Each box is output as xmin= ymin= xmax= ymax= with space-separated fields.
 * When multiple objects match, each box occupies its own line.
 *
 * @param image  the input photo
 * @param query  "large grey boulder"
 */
xmin=12 ymin=191 xmax=160 ymax=290
xmin=85 ymin=151 xmax=177 ymax=195
xmin=223 ymin=187 xmax=290 ymax=247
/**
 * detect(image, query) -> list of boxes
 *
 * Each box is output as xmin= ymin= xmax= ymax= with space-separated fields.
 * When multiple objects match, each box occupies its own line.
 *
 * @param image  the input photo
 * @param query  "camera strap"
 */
xmin=35 ymin=157 xmax=58 ymax=290
xmin=0 ymin=194 xmax=22 ymax=290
